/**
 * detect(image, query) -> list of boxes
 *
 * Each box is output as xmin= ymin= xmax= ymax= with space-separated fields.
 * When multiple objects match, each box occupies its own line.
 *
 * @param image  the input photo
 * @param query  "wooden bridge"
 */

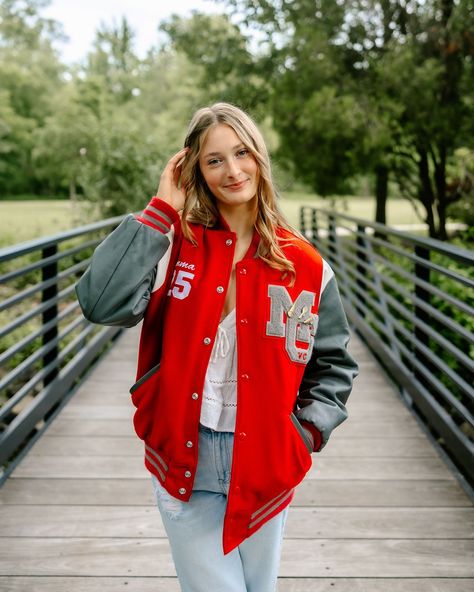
xmin=1 ymin=207 xmax=473 ymax=591
xmin=1 ymin=324 xmax=473 ymax=591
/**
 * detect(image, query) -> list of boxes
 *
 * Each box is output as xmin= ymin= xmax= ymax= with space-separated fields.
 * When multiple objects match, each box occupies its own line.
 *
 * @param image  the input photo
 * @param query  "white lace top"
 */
xmin=199 ymin=308 xmax=238 ymax=432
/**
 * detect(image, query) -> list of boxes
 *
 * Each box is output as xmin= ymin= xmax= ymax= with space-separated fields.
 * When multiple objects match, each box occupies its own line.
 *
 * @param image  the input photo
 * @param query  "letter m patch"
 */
xmin=266 ymin=286 xmax=318 ymax=364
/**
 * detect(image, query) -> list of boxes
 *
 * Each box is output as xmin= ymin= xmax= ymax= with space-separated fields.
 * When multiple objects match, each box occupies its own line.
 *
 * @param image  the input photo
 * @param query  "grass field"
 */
xmin=0 ymin=195 xmax=423 ymax=247
xmin=0 ymin=200 xmax=88 ymax=246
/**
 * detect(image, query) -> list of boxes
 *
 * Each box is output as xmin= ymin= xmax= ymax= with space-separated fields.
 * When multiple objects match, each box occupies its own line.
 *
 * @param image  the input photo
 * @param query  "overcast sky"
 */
xmin=43 ymin=0 xmax=225 ymax=63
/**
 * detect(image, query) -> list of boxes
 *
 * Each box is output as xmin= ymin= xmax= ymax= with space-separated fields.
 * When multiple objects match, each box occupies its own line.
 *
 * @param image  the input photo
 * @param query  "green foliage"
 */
xmin=77 ymin=109 xmax=161 ymax=217
xmin=217 ymin=0 xmax=474 ymax=238
xmin=1 ymin=0 xmax=473 ymax=239
xmin=0 ymin=0 xmax=65 ymax=194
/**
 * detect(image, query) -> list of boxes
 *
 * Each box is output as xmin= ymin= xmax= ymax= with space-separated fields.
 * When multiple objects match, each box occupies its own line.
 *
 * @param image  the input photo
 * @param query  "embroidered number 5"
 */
xmin=168 ymin=270 xmax=194 ymax=300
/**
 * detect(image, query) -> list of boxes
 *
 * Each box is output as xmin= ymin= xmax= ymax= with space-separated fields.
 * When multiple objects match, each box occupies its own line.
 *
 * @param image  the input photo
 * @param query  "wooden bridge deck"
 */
xmin=0 ymin=327 xmax=473 ymax=591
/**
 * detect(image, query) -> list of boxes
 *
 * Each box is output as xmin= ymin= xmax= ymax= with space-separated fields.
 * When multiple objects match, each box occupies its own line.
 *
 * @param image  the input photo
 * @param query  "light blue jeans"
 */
xmin=151 ymin=424 xmax=288 ymax=592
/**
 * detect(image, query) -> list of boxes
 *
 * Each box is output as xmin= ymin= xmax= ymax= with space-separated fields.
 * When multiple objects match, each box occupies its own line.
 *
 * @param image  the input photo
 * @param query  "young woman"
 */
xmin=76 ymin=102 xmax=358 ymax=592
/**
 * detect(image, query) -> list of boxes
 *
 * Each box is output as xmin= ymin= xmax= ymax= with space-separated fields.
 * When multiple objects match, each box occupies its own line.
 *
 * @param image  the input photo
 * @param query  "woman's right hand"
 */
xmin=156 ymin=147 xmax=189 ymax=211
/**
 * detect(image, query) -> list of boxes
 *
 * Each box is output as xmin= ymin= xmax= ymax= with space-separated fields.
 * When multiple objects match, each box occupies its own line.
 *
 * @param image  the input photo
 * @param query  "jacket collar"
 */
xmin=214 ymin=210 xmax=260 ymax=261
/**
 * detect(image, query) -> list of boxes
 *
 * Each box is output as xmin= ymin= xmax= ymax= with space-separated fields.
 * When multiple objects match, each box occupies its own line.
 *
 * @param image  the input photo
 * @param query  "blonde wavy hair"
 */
xmin=180 ymin=102 xmax=303 ymax=284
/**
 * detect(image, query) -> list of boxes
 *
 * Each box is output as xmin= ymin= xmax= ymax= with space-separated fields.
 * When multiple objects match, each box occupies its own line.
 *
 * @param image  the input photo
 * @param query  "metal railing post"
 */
xmin=414 ymin=245 xmax=431 ymax=350
xmin=41 ymin=245 xmax=59 ymax=386
xmin=311 ymin=208 xmax=318 ymax=241
xmin=356 ymin=224 xmax=368 ymax=318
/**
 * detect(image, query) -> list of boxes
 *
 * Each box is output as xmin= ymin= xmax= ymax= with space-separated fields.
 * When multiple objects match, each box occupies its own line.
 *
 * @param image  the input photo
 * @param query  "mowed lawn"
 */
xmin=0 ymin=195 xmax=421 ymax=246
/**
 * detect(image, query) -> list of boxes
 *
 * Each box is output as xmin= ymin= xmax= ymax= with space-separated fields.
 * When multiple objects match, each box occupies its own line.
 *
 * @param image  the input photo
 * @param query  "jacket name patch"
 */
xmin=266 ymin=286 xmax=318 ymax=363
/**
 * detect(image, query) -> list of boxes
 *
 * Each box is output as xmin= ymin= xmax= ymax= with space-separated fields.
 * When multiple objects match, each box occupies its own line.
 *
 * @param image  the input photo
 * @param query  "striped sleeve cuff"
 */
xmin=136 ymin=197 xmax=180 ymax=233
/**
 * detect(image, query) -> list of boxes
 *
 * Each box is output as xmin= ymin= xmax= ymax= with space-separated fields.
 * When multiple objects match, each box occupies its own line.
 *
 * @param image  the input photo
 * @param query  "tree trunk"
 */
xmin=418 ymin=149 xmax=438 ymax=238
xmin=434 ymin=144 xmax=448 ymax=240
xmin=374 ymin=164 xmax=389 ymax=225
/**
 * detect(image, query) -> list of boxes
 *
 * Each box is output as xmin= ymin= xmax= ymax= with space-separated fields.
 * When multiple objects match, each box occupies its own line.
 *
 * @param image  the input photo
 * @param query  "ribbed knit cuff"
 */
xmin=301 ymin=421 xmax=323 ymax=453
xmin=135 ymin=197 xmax=180 ymax=233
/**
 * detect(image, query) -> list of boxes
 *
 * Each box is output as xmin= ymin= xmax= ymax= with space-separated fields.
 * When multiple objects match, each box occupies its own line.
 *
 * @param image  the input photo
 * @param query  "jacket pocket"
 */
xmin=129 ymin=363 xmax=161 ymax=440
xmin=290 ymin=412 xmax=313 ymax=454
xmin=130 ymin=363 xmax=161 ymax=394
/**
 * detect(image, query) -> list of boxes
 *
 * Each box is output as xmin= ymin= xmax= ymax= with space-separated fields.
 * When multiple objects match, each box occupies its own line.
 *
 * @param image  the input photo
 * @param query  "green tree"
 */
xmin=160 ymin=12 xmax=267 ymax=115
xmin=0 ymin=0 xmax=65 ymax=194
xmin=32 ymin=86 xmax=99 ymax=198
xmin=219 ymin=0 xmax=474 ymax=238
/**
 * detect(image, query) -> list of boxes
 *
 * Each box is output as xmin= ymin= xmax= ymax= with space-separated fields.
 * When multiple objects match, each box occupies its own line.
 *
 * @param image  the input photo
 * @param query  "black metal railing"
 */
xmin=0 ymin=216 xmax=126 ymax=483
xmin=300 ymin=207 xmax=474 ymax=486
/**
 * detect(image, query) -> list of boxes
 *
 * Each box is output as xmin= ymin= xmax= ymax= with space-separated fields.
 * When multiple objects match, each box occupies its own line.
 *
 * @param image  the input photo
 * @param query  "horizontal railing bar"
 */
xmin=368 ymin=264 xmax=474 ymax=343
xmin=0 ymin=315 xmax=86 ymax=395
xmin=0 ymin=325 xmax=121 ymax=468
xmin=0 ymin=284 xmax=77 ymax=340
xmin=369 ymin=250 xmax=474 ymax=318
xmin=337 ymin=258 xmax=473 ymax=371
xmin=0 ymin=322 xmax=95 ymax=423
xmin=303 ymin=206 xmax=474 ymax=264
xmin=343 ymin=298 xmax=474 ymax=478
xmin=0 ymin=215 xmax=126 ymax=263
xmin=365 ymin=234 xmax=474 ymax=289
xmin=334 ymin=233 xmax=474 ymax=317
xmin=379 ymin=280 xmax=474 ymax=371
xmin=342 ymin=289 xmax=472 ymax=420
xmin=335 ymin=269 xmax=474 ymax=415
xmin=316 ymin=244 xmax=474 ymax=348
xmin=392 ymin=318 xmax=474 ymax=413
xmin=0 ymin=301 xmax=80 ymax=367
xmin=0 ymin=259 xmax=88 ymax=313
xmin=0 ymin=237 xmax=100 ymax=285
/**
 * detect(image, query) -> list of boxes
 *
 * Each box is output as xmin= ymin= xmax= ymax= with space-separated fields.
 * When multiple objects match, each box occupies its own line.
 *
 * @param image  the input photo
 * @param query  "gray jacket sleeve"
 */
xmin=295 ymin=274 xmax=359 ymax=450
xmin=75 ymin=214 xmax=172 ymax=327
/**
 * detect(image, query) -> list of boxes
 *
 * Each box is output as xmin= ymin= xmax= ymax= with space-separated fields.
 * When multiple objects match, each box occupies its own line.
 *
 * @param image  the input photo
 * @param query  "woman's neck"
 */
xmin=217 ymin=201 xmax=257 ymax=240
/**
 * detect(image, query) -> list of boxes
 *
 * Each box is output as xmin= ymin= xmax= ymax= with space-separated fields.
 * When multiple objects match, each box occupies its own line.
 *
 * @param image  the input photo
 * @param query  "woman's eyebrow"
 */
xmin=203 ymin=144 xmax=246 ymax=158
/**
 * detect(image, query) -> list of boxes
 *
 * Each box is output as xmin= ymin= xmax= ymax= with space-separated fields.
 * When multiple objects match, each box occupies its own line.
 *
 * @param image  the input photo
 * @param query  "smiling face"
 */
xmin=198 ymin=123 xmax=259 ymax=212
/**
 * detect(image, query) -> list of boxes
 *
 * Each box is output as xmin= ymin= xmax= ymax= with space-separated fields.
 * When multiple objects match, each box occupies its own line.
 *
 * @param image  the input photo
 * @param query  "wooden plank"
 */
xmin=308 ymin=456 xmax=455 ymax=480
xmin=286 ymin=507 xmax=474 ymax=539
xmin=67 ymin=390 xmax=134 ymax=405
xmin=12 ymin=454 xmax=454 ymax=480
xmin=1 ymin=476 xmax=468 ymax=507
xmin=294 ymin=478 xmax=471 ymax=507
xmin=279 ymin=539 xmax=474 ymax=577
xmin=28 ymin=436 xmax=143 ymax=456
xmin=46 ymin=419 xmax=133 ymax=436
xmin=278 ymin=579 xmax=474 ymax=592
xmin=0 ymin=577 xmax=471 ymax=592
xmin=0 ymin=478 xmax=156 ymax=506
xmin=57 ymin=405 xmax=133 ymax=420
xmin=2 ymin=505 xmax=473 ymax=539
xmin=28 ymin=435 xmax=438 ymax=458
xmin=0 ymin=538 xmax=473 ymax=577
xmin=44 ymin=416 xmax=426 ymax=438
xmin=2 ymin=478 xmax=469 ymax=507
xmin=333 ymin=418 xmax=432 ymax=437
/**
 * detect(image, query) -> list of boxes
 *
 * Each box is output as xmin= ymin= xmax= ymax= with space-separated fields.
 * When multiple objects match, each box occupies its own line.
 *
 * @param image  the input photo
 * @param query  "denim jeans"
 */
xmin=151 ymin=424 xmax=288 ymax=592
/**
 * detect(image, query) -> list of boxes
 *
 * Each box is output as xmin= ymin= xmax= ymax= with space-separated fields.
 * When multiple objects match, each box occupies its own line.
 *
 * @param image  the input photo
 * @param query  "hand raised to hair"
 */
xmin=156 ymin=148 xmax=189 ymax=212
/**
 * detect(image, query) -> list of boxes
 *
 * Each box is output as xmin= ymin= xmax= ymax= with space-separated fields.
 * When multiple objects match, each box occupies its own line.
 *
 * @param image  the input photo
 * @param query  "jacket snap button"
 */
xmin=191 ymin=392 xmax=199 ymax=400
xmin=184 ymin=470 xmax=192 ymax=478
xmin=179 ymin=488 xmax=187 ymax=495
xmin=238 ymin=432 xmax=247 ymax=440
xmin=226 ymin=239 xmax=233 ymax=246
xmin=241 ymin=373 xmax=249 ymax=381
xmin=234 ymin=486 xmax=241 ymax=494
xmin=239 ymin=268 xmax=247 ymax=275
xmin=240 ymin=318 xmax=248 ymax=325
xmin=216 ymin=286 xmax=224 ymax=293
xmin=203 ymin=337 xmax=211 ymax=345
xmin=186 ymin=441 xmax=193 ymax=448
